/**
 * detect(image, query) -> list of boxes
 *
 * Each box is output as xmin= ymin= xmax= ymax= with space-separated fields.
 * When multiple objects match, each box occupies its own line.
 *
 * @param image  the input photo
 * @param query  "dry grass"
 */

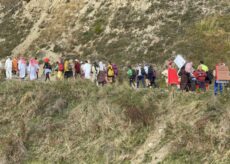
xmin=0 ymin=0 xmax=230 ymax=163
xmin=0 ymin=80 xmax=229 ymax=163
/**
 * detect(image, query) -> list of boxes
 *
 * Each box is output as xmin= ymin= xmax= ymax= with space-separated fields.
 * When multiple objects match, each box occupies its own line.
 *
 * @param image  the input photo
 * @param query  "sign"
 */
xmin=174 ymin=55 xmax=186 ymax=69
xmin=216 ymin=65 xmax=230 ymax=81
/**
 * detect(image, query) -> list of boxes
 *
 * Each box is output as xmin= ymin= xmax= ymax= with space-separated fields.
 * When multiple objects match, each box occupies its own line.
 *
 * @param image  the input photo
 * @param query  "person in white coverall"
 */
xmin=18 ymin=57 xmax=27 ymax=80
xmin=28 ymin=58 xmax=39 ymax=80
xmin=83 ymin=60 xmax=92 ymax=79
xmin=5 ymin=57 xmax=12 ymax=79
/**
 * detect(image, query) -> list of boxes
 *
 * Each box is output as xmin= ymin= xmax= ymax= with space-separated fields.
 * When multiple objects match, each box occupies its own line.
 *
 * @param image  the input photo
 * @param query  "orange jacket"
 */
xmin=12 ymin=58 xmax=18 ymax=71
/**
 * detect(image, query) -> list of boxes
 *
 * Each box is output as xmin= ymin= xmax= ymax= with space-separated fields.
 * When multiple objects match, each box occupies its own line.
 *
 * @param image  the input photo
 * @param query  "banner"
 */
xmin=216 ymin=65 xmax=230 ymax=81
xmin=174 ymin=55 xmax=186 ymax=69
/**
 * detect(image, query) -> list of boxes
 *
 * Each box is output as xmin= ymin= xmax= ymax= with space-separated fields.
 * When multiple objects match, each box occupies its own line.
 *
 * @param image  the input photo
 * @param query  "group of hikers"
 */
xmin=2 ymin=56 xmax=118 ymax=85
xmin=1 ymin=55 xmax=229 ymax=95
xmin=161 ymin=59 xmax=228 ymax=95
xmin=126 ymin=59 xmax=228 ymax=96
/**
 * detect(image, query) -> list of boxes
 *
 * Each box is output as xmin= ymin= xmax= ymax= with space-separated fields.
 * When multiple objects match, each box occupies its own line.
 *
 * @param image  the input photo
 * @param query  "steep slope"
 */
xmin=0 ymin=0 xmax=229 ymax=66
xmin=0 ymin=81 xmax=229 ymax=163
xmin=0 ymin=0 xmax=230 ymax=163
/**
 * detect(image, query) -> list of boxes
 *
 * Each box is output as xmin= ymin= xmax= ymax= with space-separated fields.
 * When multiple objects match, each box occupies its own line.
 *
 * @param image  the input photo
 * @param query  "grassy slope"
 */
xmin=19 ymin=0 xmax=229 ymax=69
xmin=0 ymin=0 xmax=229 ymax=163
xmin=0 ymin=1 xmax=230 ymax=67
xmin=0 ymin=1 xmax=34 ymax=57
xmin=0 ymin=81 xmax=229 ymax=163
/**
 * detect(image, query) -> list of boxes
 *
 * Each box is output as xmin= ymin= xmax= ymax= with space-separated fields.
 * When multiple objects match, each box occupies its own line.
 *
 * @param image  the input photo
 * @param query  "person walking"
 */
xmin=127 ymin=65 xmax=136 ymax=87
xmin=213 ymin=62 xmax=227 ymax=95
xmin=64 ymin=59 xmax=70 ymax=79
xmin=83 ymin=60 xmax=92 ymax=80
xmin=98 ymin=61 xmax=106 ymax=86
xmin=43 ymin=59 xmax=52 ymax=81
xmin=136 ymin=64 xmax=146 ymax=88
xmin=28 ymin=58 xmax=39 ymax=81
xmin=91 ymin=62 xmax=99 ymax=84
xmin=5 ymin=56 xmax=12 ymax=80
xmin=74 ymin=59 xmax=81 ymax=79
xmin=18 ymin=57 xmax=27 ymax=80
xmin=193 ymin=65 xmax=207 ymax=91
xmin=148 ymin=65 xmax=157 ymax=88
xmin=57 ymin=59 xmax=64 ymax=80
xmin=107 ymin=61 xmax=115 ymax=83
xmin=178 ymin=65 xmax=189 ymax=91
xmin=12 ymin=57 xmax=18 ymax=75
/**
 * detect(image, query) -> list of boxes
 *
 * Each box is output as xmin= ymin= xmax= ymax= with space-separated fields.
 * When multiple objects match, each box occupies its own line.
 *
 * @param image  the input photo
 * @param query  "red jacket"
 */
xmin=75 ymin=62 xmax=81 ymax=73
xmin=193 ymin=70 xmax=207 ymax=82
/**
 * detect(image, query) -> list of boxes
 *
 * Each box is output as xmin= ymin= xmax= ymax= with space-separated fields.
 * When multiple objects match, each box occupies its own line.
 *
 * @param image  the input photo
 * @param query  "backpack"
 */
xmin=132 ymin=69 xmax=136 ymax=78
xmin=44 ymin=63 xmax=51 ymax=69
xmin=112 ymin=64 xmax=118 ymax=76
xmin=48 ymin=64 xmax=52 ymax=70
xmin=206 ymin=70 xmax=214 ymax=84
xmin=68 ymin=63 xmax=72 ymax=70
xmin=196 ymin=70 xmax=206 ymax=82
xmin=141 ymin=67 xmax=146 ymax=76
xmin=108 ymin=65 xmax=114 ymax=77
xmin=58 ymin=63 xmax=64 ymax=71
xmin=127 ymin=69 xmax=133 ymax=78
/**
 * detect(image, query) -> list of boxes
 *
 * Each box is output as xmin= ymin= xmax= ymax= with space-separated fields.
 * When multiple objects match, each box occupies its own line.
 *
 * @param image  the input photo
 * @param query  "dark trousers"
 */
xmin=45 ymin=73 xmax=50 ymax=81
xmin=149 ymin=77 xmax=157 ymax=88
xmin=64 ymin=71 xmax=73 ymax=79
xmin=129 ymin=77 xmax=135 ymax=87
xmin=137 ymin=76 xmax=145 ymax=88
xmin=197 ymin=81 xmax=206 ymax=91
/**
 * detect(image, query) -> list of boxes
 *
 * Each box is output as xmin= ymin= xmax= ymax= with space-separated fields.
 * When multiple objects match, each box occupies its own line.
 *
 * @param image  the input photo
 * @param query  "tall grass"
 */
xmin=0 ymin=80 xmax=229 ymax=163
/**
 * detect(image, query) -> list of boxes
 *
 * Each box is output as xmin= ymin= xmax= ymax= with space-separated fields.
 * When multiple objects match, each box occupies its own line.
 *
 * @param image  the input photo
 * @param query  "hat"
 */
xmin=43 ymin=57 xmax=49 ymax=63
xmin=75 ymin=59 xmax=79 ymax=62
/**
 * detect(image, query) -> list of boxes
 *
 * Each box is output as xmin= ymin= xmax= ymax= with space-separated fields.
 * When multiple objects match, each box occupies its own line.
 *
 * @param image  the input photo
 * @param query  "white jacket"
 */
xmin=5 ymin=58 xmax=12 ymax=70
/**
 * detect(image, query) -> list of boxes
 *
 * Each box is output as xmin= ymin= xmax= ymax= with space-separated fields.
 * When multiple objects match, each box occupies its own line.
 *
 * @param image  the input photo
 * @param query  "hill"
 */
xmin=0 ymin=0 xmax=230 ymax=66
xmin=0 ymin=81 xmax=229 ymax=163
xmin=0 ymin=0 xmax=230 ymax=163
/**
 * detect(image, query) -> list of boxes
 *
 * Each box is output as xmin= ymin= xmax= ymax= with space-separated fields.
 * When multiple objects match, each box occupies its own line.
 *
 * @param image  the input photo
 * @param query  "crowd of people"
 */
xmin=127 ymin=59 xmax=229 ymax=96
xmin=2 ymin=56 xmax=119 ymax=85
xmin=1 ymin=55 xmax=229 ymax=95
xmin=160 ymin=60 xmax=228 ymax=95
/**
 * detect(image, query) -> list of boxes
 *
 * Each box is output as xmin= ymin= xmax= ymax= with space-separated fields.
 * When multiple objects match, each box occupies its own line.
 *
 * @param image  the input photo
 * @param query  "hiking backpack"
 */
xmin=132 ymin=69 xmax=137 ymax=78
xmin=206 ymin=70 xmax=214 ymax=84
xmin=141 ymin=67 xmax=146 ymax=76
